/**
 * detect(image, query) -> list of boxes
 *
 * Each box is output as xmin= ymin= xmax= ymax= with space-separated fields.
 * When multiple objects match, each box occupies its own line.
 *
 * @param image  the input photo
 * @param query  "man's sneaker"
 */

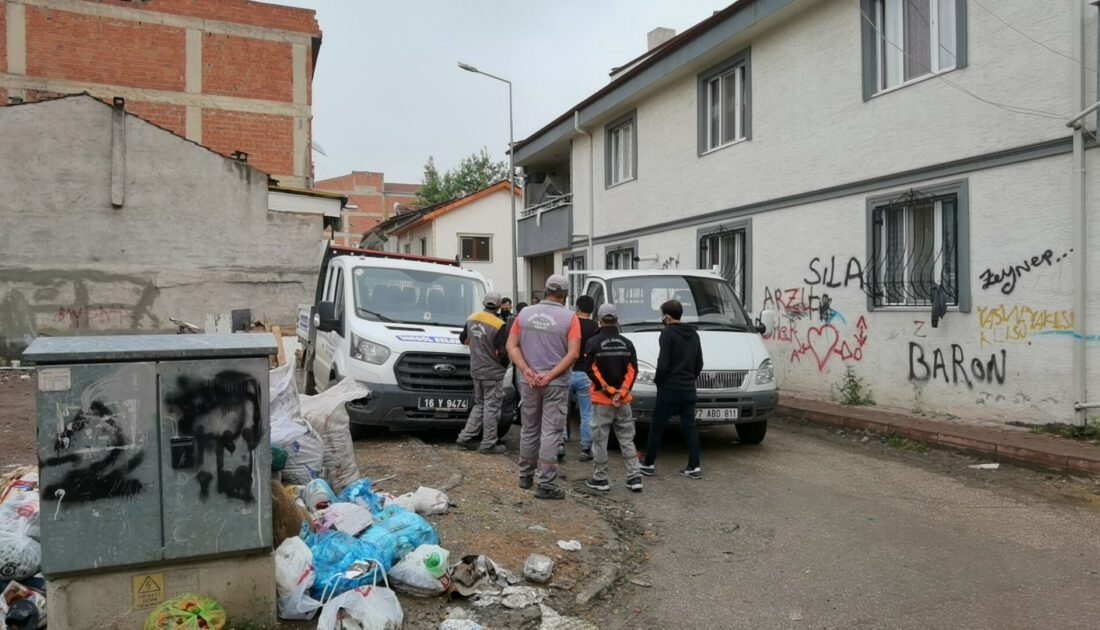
xmin=625 ymin=477 xmax=644 ymax=492
xmin=519 ymin=474 xmax=534 ymax=490
xmin=679 ymin=467 xmax=703 ymax=480
xmin=534 ymin=484 xmax=565 ymax=500
xmin=584 ymin=478 xmax=610 ymax=492
xmin=456 ymin=439 xmax=478 ymax=451
xmin=579 ymin=449 xmax=593 ymax=462
xmin=478 ymin=444 xmax=507 ymax=455
xmin=638 ymin=463 xmax=656 ymax=477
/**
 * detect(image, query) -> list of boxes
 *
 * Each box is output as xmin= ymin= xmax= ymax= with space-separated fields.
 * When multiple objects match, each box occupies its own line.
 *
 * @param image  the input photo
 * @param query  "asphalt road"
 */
xmin=534 ymin=417 xmax=1100 ymax=630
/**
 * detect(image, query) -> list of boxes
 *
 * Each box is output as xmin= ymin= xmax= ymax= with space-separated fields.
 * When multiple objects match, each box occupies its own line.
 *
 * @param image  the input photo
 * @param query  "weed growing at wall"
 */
xmin=883 ymin=433 xmax=929 ymax=453
xmin=835 ymin=365 xmax=875 ymax=406
xmin=1027 ymin=422 xmax=1100 ymax=444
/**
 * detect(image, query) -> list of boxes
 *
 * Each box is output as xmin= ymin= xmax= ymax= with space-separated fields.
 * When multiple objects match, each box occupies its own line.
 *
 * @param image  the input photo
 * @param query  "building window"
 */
xmin=861 ymin=0 xmax=967 ymax=98
xmin=419 ymin=237 xmax=428 ymax=256
xmin=461 ymin=236 xmax=491 ymax=262
xmin=697 ymin=48 xmax=751 ymax=155
xmin=605 ymin=111 xmax=637 ymax=187
xmin=563 ymin=253 xmax=586 ymax=306
xmin=699 ymin=223 xmax=750 ymax=308
xmin=606 ymin=244 xmax=636 ymax=270
xmin=866 ymin=181 xmax=970 ymax=310
xmin=403 ymin=243 xmax=411 ymax=254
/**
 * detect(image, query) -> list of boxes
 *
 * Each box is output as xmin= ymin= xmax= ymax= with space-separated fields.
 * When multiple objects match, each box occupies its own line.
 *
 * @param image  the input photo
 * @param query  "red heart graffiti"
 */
xmin=805 ymin=325 xmax=839 ymax=370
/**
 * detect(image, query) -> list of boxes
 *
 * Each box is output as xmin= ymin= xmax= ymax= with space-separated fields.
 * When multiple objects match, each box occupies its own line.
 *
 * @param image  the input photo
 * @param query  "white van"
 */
xmin=303 ymin=246 xmax=517 ymax=435
xmin=581 ymin=269 xmax=778 ymax=444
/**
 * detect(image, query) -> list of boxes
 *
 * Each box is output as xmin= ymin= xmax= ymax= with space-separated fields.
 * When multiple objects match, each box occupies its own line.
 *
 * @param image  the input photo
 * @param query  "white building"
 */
xmin=389 ymin=181 xmax=523 ymax=298
xmin=514 ymin=0 xmax=1100 ymax=425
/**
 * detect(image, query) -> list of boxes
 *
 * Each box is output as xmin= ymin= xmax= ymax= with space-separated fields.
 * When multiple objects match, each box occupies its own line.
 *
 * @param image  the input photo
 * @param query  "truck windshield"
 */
xmin=608 ymin=276 xmax=751 ymax=330
xmin=351 ymin=266 xmax=485 ymax=327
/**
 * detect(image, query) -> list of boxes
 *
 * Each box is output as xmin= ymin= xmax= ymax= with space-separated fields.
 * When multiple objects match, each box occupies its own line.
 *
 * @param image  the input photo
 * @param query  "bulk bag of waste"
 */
xmin=269 ymin=364 xmax=324 ymax=485
xmin=300 ymin=379 xmax=369 ymax=493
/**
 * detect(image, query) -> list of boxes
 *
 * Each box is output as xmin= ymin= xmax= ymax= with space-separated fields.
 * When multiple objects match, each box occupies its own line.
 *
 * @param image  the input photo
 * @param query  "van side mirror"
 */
xmin=756 ymin=309 xmax=778 ymax=336
xmin=316 ymin=301 xmax=339 ymax=333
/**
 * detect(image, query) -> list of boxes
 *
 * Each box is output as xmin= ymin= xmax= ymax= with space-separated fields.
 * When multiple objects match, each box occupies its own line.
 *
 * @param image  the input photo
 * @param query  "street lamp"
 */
xmin=458 ymin=61 xmax=520 ymax=305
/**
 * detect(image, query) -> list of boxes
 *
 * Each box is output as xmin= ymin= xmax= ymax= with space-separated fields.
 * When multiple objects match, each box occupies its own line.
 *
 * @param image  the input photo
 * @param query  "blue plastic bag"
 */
xmin=358 ymin=506 xmax=439 ymax=568
xmin=307 ymin=530 xmax=387 ymax=599
xmin=336 ymin=478 xmax=385 ymax=514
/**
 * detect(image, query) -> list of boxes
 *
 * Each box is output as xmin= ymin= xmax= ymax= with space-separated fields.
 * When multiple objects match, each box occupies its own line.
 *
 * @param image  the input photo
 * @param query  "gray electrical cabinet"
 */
xmin=24 ymin=334 xmax=277 ymax=576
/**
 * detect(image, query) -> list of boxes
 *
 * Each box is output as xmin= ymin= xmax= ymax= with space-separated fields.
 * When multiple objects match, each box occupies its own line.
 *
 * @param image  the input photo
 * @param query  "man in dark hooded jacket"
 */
xmin=639 ymin=299 xmax=705 ymax=479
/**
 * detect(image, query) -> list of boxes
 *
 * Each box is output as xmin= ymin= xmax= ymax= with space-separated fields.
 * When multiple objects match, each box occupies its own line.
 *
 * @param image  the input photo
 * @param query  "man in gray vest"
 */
xmin=457 ymin=291 xmax=510 ymax=454
xmin=506 ymin=275 xmax=582 ymax=499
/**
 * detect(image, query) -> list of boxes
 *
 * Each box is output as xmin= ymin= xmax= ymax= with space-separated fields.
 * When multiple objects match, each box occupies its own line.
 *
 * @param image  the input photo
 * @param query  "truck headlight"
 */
xmin=755 ymin=358 xmax=775 ymax=385
xmin=351 ymin=334 xmax=390 ymax=365
xmin=636 ymin=361 xmax=657 ymax=386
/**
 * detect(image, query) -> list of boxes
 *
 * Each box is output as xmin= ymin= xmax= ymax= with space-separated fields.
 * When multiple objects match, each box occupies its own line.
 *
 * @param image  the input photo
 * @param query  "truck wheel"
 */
xmin=735 ymin=420 xmax=768 ymax=445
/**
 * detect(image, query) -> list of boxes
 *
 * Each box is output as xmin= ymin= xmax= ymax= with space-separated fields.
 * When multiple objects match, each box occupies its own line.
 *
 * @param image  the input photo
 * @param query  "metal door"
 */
xmin=157 ymin=358 xmax=272 ymax=559
xmin=35 ymin=362 xmax=162 ymax=575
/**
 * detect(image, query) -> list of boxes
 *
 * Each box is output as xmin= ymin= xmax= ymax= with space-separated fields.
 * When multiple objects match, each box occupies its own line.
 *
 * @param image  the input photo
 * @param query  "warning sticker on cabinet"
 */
xmin=132 ymin=573 xmax=165 ymax=609
xmin=37 ymin=368 xmax=71 ymax=392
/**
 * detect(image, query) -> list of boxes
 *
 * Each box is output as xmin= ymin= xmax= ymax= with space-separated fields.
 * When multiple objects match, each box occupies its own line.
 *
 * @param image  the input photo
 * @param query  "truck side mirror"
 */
xmin=756 ymin=310 xmax=777 ymax=336
xmin=315 ymin=301 xmax=339 ymax=333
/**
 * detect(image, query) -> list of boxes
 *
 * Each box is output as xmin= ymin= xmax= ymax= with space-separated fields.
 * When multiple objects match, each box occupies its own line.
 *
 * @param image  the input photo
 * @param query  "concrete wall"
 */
xmin=545 ymin=0 xmax=1100 ymax=424
xmin=0 ymin=96 xmax=321 ymax=359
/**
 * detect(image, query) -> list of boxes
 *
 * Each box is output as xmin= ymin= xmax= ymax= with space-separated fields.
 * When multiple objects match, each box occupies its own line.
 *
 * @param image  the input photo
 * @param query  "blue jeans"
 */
xmin=566 ymin=371 xmax=593 ymax=450
xmin=643 ymin=388 xmax=700 ymax=469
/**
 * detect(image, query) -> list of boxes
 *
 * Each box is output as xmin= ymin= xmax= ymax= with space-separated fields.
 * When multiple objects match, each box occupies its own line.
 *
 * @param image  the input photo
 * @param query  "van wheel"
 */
xmin=304 ymin=370 xmax=318 ymax=395
xmin=735 ymin=420 xmax=768 ymax=445
xmin=497 ymin=402 xmax=517 ymax=439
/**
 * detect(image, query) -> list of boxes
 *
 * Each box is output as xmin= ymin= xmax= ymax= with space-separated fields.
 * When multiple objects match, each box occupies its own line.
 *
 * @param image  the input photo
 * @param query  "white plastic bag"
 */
xmin=0 ymin=528 xmax=40 ymax=582
xmin=300 ymin=380 xmax=369 ymax=494
xmin=275 ymin=537 xmax=322 ymax=621
xmin=269 ymin=363 xmax=307 ymax=445
xmin=389 ymin=486 xmax=449 ymax=516
xmin=317 ymin=569 xmax=403 ymax=630
xmin=277 ymin=567 xmax=323 ymax=621
xmin=0 ymin=490 xmax=39 ymax=540
xmin=389 ymin=544 xmax=451 ymax=598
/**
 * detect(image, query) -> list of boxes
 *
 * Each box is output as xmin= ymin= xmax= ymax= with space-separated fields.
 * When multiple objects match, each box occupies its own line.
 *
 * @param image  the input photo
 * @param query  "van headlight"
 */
xmin=351 ymin=334 xmax=390 ymax=365
xmin=755 ymin=358 xmax=775 ymax=385
xmin=636 ymin=361 xmax=657 ymax=386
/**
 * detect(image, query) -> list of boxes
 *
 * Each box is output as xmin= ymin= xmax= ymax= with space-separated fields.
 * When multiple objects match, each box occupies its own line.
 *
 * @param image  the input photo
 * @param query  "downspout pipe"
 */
xmin=574 ymin=111 xmax=594 ymax=270
xmin=1068 ymin=0 xmax=1089 ymax=426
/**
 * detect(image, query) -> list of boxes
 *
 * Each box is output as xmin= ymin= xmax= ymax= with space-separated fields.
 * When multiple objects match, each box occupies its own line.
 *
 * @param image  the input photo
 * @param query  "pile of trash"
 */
xmin=0 ymin=467 xmax=45 ymax=629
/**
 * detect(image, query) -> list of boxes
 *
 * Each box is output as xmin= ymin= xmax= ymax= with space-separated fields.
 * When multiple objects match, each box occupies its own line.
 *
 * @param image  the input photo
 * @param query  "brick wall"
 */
xmin=315 ymin=172 xmax=422 ymax=238
xmin=128 ymin=101 xmax=188 ymax=136
xmin=94 ymin=0 xmax=320 ymax=34
xmin=203 ymin=110 xmax=294 ymax=175
xmin=203 ymin=34 xmax=293 ymax=101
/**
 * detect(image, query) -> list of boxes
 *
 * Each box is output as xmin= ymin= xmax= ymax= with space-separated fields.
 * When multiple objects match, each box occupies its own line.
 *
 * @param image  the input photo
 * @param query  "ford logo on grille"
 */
xmin=433 ymin=363 xmax=457 ymax=375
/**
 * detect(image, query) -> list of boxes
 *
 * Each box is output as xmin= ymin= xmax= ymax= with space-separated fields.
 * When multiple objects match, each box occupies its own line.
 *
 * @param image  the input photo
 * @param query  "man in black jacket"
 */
xmin=639 ymin=299 xmax=705 ymax=479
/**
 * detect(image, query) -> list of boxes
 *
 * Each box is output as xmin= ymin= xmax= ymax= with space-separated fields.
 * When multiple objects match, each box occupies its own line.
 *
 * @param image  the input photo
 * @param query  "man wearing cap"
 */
xmin=457 ymin=292 xmax=510 ymax=454
xmin=506 ymin=274 xmax=582 ymax=499
xmin=583 ymin=304 xmax=643 ymax=493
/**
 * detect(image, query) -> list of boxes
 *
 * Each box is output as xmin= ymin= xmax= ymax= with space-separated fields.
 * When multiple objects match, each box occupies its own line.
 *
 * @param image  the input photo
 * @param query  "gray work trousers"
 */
xmin=591 ymin=403 xmax=642 ymax=481
xmin=517 ymin=380 xmax=568 ymax=486
xmin=458 ymin=378 xmax=503 ymax=448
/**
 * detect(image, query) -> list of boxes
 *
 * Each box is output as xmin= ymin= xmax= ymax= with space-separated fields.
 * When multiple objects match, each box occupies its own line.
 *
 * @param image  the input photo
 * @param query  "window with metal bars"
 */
xmin=699 ymin=228 xmax=746 ymax=304
xmin=563 ymin=253 xmax=586 ymax=307
xmin=869 ymin=192 xmax=958 ymax=307
xmin=606 ymin=245 xmax=636 ymax=270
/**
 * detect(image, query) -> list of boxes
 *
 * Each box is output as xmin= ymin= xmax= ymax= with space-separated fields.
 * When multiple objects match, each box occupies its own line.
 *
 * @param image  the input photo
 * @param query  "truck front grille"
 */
xmin=395 ymin=353 xmax=473 ymax=393
xmin=696 ymin=370 xmax=748 ymax=390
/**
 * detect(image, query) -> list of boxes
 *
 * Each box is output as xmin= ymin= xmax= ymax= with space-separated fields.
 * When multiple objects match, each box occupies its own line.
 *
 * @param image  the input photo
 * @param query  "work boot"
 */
xmin=479 ymin=444 xmax=507 ymax=455
xmin=625 ymin=477 xmax=643 ymax=492
xmin=456 ymin=438 xmax=478 ymax=451
xmin=534 ymin=484 xmax=565 ymax=500
xmin=579 ymin=449 xmax=593 ymax=462
xmin=679 ymin=467 xmax=703 ymax=480
xmin=584 ymin=478 xmax=610 ymax=492
xmin=638 ymin=462 xmax=656 ymax=476
xmin=519 ymin=474 xmax=534 ymax=490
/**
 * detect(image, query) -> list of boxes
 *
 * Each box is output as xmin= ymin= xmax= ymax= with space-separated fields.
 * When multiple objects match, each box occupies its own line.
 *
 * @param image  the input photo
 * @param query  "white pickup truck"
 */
xmin=299 ymin=245 xmax=517 ymax=436
xmin=579 ymin=269 xmax=779 ymax=444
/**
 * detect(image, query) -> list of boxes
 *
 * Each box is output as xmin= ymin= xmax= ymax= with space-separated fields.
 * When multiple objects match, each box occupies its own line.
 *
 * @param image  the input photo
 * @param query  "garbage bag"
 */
xmin=450 ymin=555 xmax=520 ymax=597
xmin=357 ymin=506 xmax=439 ymax=568
xmin=306 ymin=479 xmax=338 ymax=514
xmin=300 ymin=380 xmax=368 ymax=494
xmin=1 ymin=581 xmax=46 ymax=630
xmin=336 ymin=478 xmax=385 ymax=515
xmin=308 ymin=531 xmax=387 ymax=599
xmin=389 ymin=486 xmax=449 ymax=516
xmin=0 ymin=529 xmax=40 ymax=582
xmin=390 ymin=544 xmax=452 ymax=598
xmin=317 ymin=571 xmax=403 ymax=630
xmin=143 ymin=593 xmax=226 ymax=630
xmin=275 ymin=537 xmax=321 ymax=620
xmin=0 ymin=490 xmax=39 ymax=540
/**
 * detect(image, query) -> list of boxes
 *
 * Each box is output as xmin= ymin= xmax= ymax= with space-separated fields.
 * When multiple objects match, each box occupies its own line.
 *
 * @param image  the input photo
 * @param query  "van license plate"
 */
xmin=695 ymin=408 xmax=739 ymax=421
xmin=418 ymin=397 xmax=470 ymax=411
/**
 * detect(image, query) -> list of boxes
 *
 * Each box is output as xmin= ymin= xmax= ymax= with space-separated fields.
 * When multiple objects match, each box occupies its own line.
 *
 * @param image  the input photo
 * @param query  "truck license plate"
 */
xmin=695 ymin=408 xmax=739 ymax=421
xmin=417 ymin=397 xmax=470 ymax=411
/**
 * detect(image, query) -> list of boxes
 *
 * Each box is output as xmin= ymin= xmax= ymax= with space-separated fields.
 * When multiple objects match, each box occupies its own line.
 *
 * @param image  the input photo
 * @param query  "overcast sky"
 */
xmin=275 ymin=0 xmax=723 ymax=185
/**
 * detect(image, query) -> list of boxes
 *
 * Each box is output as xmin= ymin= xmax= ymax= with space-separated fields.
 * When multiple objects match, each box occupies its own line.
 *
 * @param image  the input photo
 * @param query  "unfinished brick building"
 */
xmin=314 ymin=171 xmax=421 ymax=246
xmin=0 ymin=0 xmax=321 ymax=187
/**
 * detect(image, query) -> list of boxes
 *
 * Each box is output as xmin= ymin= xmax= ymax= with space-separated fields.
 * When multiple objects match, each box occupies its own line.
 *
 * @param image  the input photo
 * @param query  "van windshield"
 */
xmin=607 ymin=276 xmax=751 ymax=330
xmin=351 ymin=266 xmax=485 ymax=327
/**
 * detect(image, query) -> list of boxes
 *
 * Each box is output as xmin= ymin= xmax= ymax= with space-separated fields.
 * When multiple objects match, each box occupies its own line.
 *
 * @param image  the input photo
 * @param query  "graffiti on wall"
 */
xmin=163 ymin=370 xmax=263 ymax=503
xmin=803 ymin=256 xmax=866 ymax=290
xmin=908 ymin=342 xmax=1006 ymax=388
xmin=977 ymin=304 xmax=1075 ymax=347
xmin=978 ymin=248 xmax=1070 ymax=295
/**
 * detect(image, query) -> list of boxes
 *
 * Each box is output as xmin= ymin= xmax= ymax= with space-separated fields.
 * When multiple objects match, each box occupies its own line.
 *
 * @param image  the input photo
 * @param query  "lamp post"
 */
xmin=458 ymin=61 xmax=519 ymax=305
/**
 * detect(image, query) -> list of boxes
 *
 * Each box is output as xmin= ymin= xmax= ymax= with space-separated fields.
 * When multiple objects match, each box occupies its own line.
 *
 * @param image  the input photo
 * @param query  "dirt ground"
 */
xmin=0 ymin=371 xmax=36 ymax=468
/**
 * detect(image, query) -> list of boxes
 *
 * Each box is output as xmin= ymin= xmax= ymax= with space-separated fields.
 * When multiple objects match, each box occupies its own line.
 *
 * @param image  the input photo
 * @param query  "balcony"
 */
xmin=518 ymin=192 xmax=573 ymax=257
